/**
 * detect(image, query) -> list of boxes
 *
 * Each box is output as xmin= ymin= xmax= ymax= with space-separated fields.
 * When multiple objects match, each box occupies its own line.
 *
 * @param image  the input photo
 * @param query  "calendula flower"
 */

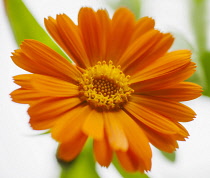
xmin=11 ymin=7 xmax=202 ymax=173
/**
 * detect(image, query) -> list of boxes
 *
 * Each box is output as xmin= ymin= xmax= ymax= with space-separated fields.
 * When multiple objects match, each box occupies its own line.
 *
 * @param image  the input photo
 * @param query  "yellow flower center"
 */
xmin=78 ymin=61 xmax=134 ymax=111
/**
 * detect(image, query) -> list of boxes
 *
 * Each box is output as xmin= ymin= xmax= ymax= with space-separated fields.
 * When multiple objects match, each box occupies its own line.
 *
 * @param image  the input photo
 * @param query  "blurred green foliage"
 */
xmin=160 ymin=151 xmax=176 ymax=162
xmin=190 ymin=0 xmax=209 ymax=96
xmin=58 ymin=140 xmax=99 ymax=178
xmin=4 ymin=0 xmax=68 ymax=59
xmin=107 ymin=0 xmax=141 ymax=19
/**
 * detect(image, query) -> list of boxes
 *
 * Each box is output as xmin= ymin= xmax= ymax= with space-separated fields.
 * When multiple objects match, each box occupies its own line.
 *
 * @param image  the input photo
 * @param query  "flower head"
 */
xmin=11 ymin=7 xmax=202 ymax=172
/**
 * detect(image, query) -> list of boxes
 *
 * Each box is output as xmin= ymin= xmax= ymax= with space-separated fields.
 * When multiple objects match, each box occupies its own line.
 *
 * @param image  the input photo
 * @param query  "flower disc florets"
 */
xmin=78 ymin=60 xmax=134 ymax=110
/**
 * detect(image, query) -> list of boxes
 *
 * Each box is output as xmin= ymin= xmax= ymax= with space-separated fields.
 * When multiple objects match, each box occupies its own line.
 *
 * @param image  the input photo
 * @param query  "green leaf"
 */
xmin=38 ymin=130 xmax=51 ymax=135
xmin=198 ymin=51 xmax=210 ymax=96
xmin=190 ymin=0 xmax=207 ymax=53
xmin=58 ymin=140 xmax=99 ymax=178
xmin=190 ymin=0 xmax=209 ymax=96
xmin=112 ymin=156 xmax=149 ymax=178
xmin=160 ymin=151 xmax=176 ymax=162
xmin=107 ymin=0 xmax=141 ymax=19
xmin=4 ymin=0 xmax=68 ymax=59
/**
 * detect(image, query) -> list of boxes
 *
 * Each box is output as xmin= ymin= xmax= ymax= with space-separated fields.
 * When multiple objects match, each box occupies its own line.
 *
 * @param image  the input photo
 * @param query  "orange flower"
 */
xmin=11 ymin=7 xmax=202 ymax=173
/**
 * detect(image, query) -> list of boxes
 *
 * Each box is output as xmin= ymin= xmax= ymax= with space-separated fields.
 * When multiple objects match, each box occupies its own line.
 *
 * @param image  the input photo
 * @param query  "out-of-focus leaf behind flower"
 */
xmin=107 ymin=0 xmax=141 ymax=19
xmin=58 ymin=141 xmax=99 ymax=178
xmin=191 ymin=0 xmax=207 ymax=53
xmin=160 ymin=151 xmax=176 ymax=162
xmin=190 ymin=0 xmax=209 ymax=96
xmin=38 ymin=130 xmax=51 ymax=135
xmin=4 ymin=0 xmax=68 ymax=59
xmin=112 ymin=156 xmax=149 ymax=178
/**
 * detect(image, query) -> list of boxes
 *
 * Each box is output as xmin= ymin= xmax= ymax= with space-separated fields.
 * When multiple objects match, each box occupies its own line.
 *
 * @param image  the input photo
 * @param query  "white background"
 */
xmin=0 ymin=0 xmax=210 ymax=178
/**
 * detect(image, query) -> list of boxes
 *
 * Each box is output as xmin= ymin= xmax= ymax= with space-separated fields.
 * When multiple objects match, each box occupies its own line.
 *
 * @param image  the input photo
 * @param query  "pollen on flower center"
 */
xmin=78 ymin=60 xmax=134 ymax=110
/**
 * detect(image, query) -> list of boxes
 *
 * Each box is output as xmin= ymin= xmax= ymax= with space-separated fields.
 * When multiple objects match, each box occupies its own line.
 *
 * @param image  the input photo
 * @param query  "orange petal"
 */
xmin=124 ymin=33 xmax=174 ymax=74
xmin=141 ymin=82 xmax=202 ymax=101
xmin=119 ymin=30 xmax=163 ymax=69
xmin=118 ymin=110 xmax=152 ymax=171
xmin=82 ymin=110 xmax=104 ymax=140
xmin=12 ymin=39 xmax=81 ymax=82
xmin=130 ymin=50 xmax=192 ymax=83
xmin=124 ymin=102 xmax=180 ymax=134
xmin=96 ymin=9 xmax=111 ymax=62
xmin=139 ymin=123 xmax=178 ymax=153
xmin=116 ymin=149 xmax=140 ymax=172
xmin=130 ymin=17 xmax=155 ymax=43
xmin=11 ymin=88 xmax=46 ymax=104
xmin=105 ymin=8 xmax=135 ymax=64
xmin=78 ymin=8 xmax=103 ymax=65
xmin=173 ymin=122 xmax=189 ymax=138
xmin=130 ymin=95 xmax=196 ymax=122
xmin=13 ymin=74 xmax=79 ymax=97
xmin=140 ymin=120 xmax=189 ymax=152
xmin=28 ymin=97 xmax=82 ymax=130
xmin=51 ymin=104 xmax=91 ymax=142
xmin=54 ymin=14 xmax=90 ymax=68
xmin=131 ymin=60 xmax=196 ymax=92
xmin=58 ymin=132 xmax=87 ymax=161
xmin=104 ymin=111 xmax=128 ymax=151
xmin=93 ymin=136 xmax=113 ymax=167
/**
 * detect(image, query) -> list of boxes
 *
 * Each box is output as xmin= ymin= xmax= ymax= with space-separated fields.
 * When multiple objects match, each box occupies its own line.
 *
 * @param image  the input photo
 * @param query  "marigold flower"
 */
xmin=11 ymin=7 xmax=202 ymax=173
